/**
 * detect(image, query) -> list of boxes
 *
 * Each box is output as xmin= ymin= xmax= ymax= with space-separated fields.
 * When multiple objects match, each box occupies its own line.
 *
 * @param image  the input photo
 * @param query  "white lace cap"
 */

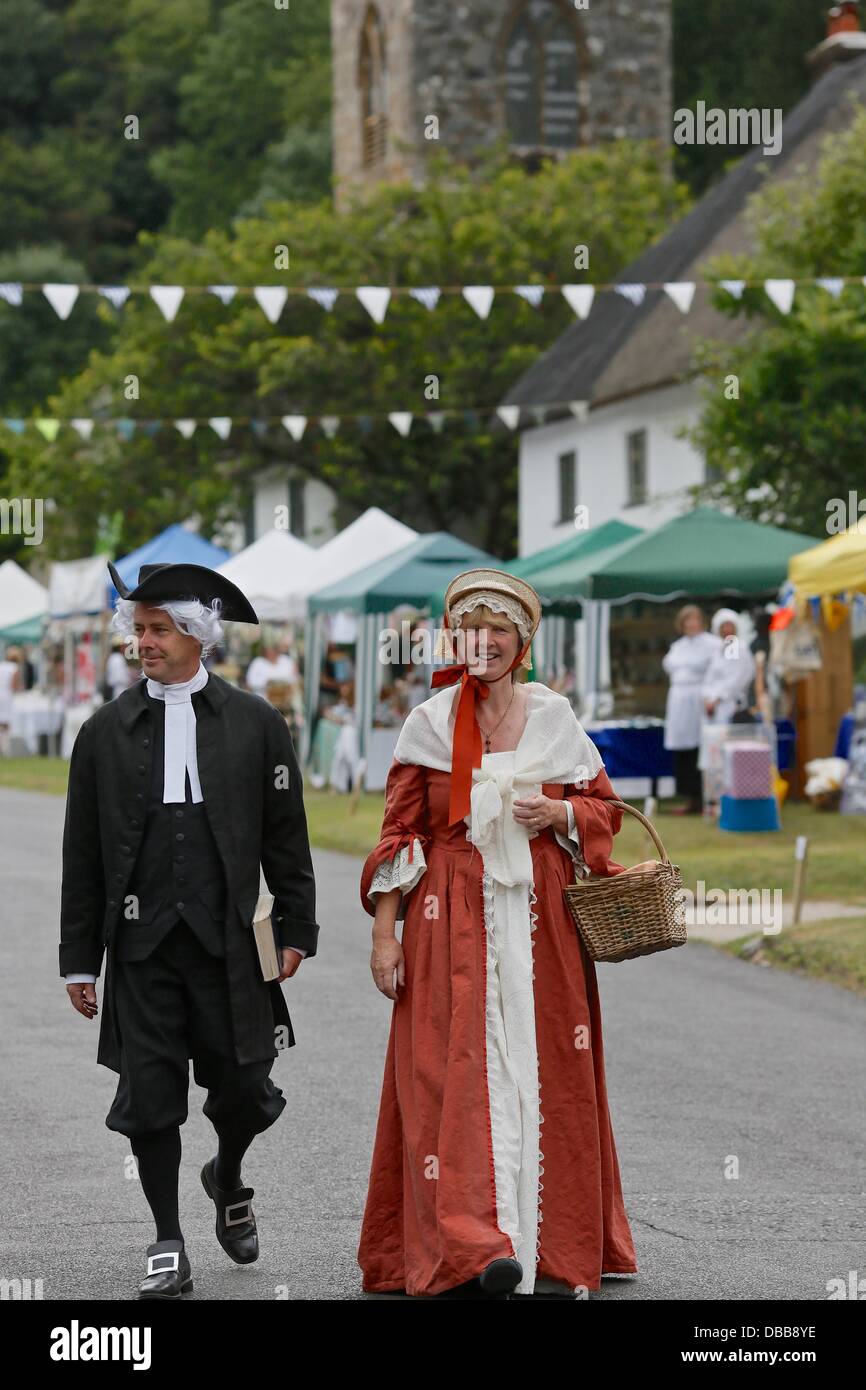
xmin=434 ymin=590 xmax=534 ymax=668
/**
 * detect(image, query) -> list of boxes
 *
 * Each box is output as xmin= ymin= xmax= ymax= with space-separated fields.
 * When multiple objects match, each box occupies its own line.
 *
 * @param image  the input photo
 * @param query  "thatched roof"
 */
xmin=504 ymin=54 xmax=866 ymax=414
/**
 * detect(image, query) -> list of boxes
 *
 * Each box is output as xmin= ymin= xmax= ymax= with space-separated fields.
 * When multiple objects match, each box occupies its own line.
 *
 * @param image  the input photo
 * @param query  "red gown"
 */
xmin=357 ymin=755 xmax=638 ymax=1297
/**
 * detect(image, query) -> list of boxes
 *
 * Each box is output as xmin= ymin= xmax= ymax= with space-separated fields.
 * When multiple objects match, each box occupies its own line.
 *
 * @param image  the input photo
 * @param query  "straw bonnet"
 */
xmin=437 ymin=567 xmax=542 ymax=670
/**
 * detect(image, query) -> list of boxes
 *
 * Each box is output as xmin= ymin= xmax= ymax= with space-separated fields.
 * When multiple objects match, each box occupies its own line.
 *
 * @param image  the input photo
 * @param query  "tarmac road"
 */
xmin=1 ymin=786 xmax=863 ymax=1301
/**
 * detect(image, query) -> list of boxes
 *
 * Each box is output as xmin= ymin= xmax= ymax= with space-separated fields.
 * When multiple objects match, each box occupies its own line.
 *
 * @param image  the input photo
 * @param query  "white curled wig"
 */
xmin=111 ymin=597 xmax=224 ymax=659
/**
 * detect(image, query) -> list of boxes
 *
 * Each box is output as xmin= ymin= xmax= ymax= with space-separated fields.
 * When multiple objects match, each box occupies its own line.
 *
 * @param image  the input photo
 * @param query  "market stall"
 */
xmin=784 ymin=521 xmax=866 ymax=803
xmin=0 ymin=559 xmax=48 ymax=644
xmin=306 ymin=531 xmax=498 ymax=787
xmin=541 ymin=507 xmax=821 ymax=721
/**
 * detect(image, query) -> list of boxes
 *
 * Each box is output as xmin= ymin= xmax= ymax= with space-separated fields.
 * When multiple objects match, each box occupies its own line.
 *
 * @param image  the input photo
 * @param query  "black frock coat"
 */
xmin=59 ymin=673 xmax=319 ymax=1073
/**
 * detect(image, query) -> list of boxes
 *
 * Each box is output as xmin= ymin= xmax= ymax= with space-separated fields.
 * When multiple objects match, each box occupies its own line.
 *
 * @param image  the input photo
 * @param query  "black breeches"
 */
xmin=105 ymin=920 xmax=285 ymax=1139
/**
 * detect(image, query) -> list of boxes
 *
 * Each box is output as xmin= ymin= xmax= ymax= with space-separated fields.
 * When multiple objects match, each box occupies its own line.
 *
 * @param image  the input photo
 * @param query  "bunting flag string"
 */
xmin=0 ymin=273 xmax=862 ymax=325
xmin=0 ymin=396 xmax=598 ymax=443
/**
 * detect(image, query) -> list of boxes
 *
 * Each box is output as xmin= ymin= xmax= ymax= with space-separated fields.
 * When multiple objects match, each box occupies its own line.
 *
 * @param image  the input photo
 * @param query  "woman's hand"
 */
xmin=371 ymin=936 xmax=405 ymax=1001
xmin=512 ymin=793 xmax=567 ymax=834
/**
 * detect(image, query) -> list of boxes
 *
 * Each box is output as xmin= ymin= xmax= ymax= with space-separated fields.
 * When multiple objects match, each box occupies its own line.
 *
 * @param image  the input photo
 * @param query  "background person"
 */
xmin=662 ymin=605 xmax=720 ymax=814
xmin=0 ymin=645 xmax=23 ymax=757
xmin=702 ymin=607 xmax=756 ymax=724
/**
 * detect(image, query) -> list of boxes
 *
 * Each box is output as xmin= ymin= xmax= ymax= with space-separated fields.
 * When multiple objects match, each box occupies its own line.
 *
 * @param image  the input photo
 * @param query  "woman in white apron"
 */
xmin=662 ymin=607 xmax=720 ymax=814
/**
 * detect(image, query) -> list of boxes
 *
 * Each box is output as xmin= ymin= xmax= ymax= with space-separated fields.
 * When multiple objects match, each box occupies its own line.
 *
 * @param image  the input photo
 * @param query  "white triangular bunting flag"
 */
xmin=71 ymin=419 xmax=94 ymax=440
xmin=356 ymin=286 xmax=391 ymax=323
xmin=497 ymin=406 xmax=521 ymax=430
xmin=663 ymin=282 xmax=696 ymax=314
xmin=614 ymin=283 xmax=646 ymax=307
xmin=561 ymin=284 xmax=595 ymax=319
xmin=427 ymin=413 xmax=445 ymax=433
xmin=319 ymin=416 xmax=340 ymax=438
xmin=764 ymin=279 xmax=795 ymax=314
xmin=282 ymin=415 xmax=307 ymax=441
xmin=514 ymin=285 xmax=545 ymax=309
xmin=174 ymin=419 xmax=197 ymax=439
xmin=98 ymin=286 xmax=131 ymax=310
xmin=254 ymin=287 xmax=288 ymax=324
xmin=42 ymin=283 xmax=80 ymax=319
xmin=388 ymin=412 xmax=413 ymax=437
xmin=208 ymin=285 xmax=237 ymax=305
xmin=308 ymin=287 xmax=339 ymax=312
xmin=208 ymin=417 xmax=232 ymax=440
xmin=720 ymin=279 xmax=746 ymax=299
xmin=150 ymin=286 xmax=185 ymax=321
xmin=409 ymin=287 xmax=441 ymax=311
xmin=462 ymin=286 xmax=495 ymax=320
xmin=817 ymin=277 xmax=844 ymax=298
xmin=569 ymin=401 xmax=590 ymax=422
xmin=0 ymin=282 xmax=23 ymax=307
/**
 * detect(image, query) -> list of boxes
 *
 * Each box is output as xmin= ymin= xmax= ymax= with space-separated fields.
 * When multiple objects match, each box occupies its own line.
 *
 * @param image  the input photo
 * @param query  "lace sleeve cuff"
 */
xmin=368 ymin=838 xmax=428 ymax=916
xmin=554 ymin=799 xmax=591 ymax=879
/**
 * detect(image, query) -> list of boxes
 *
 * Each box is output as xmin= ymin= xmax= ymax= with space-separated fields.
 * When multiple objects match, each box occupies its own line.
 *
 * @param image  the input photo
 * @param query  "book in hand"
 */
xmin=250 ymin=892 xmax=281 ymax=981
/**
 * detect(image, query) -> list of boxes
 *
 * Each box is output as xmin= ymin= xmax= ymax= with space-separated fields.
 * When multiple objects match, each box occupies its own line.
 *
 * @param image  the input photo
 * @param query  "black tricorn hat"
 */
xmin=108 ymin=561 xmax=259 ymax=624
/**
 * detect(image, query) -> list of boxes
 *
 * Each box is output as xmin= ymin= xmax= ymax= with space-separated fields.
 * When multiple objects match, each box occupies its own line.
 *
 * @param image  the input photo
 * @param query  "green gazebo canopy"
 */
xmin=0 ymin=613 xmax=45 ymax=644
xmin=308 ymin=531 xmax=500 ymax=615
xmin=542 ymin=507 xmax=820 ymax=604
xmin=426 ymin=520 xmax=642 ymax=615
xmin=510 ymin=519 xmax=642 ymax=583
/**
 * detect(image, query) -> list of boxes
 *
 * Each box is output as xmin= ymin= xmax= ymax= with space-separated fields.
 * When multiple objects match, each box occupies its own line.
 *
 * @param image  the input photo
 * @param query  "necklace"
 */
xmin=477 ymin=685 xmax=516 ymax=753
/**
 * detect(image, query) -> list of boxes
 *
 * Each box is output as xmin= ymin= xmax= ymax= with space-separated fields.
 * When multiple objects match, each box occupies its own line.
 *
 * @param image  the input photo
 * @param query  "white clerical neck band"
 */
xmin=145 ymin=662 xmax=209 ymax=803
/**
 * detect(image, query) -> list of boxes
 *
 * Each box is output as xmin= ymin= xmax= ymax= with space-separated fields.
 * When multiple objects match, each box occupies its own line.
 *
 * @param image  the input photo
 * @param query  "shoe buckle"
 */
xmin=225 ymin=1199 xmax=253 ymax=1227
xmin=147 ymin=1251 xmax=180 ymax=1276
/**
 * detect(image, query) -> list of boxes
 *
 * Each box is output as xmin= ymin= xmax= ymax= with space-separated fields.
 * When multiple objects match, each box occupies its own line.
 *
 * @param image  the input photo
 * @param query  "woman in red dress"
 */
xmin=358 ymin=569 xmax=639 ymax=1298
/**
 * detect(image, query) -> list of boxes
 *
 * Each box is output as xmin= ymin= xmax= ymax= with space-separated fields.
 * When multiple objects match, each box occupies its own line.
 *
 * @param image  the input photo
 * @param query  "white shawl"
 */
xmin=394 ymin=681 xmax=603 ymax=888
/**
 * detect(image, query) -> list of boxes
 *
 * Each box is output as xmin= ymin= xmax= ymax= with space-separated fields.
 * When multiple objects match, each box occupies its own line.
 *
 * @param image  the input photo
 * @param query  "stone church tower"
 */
xmin=331 ymin=0 xmax=672 ymax=200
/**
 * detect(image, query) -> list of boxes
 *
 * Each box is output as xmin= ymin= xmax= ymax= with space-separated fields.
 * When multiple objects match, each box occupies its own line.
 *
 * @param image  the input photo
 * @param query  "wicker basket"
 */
xmin=562 ymin=800 xmax=687 ymax=963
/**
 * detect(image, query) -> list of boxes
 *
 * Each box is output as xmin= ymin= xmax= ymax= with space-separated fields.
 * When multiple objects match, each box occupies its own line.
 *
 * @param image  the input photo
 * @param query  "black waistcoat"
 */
xmin=115 ymin=691 xmax=227 ymax=962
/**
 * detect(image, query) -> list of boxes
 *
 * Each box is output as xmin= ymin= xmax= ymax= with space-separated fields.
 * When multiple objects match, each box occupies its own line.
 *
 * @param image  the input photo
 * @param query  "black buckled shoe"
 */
xmin=200 ymin=1157 xmax=259 ymax=1264
xmin=138 ymin=1239 xmax=193 ymax=1299
xmin=478 ymin=1257 xmax=523 ymax=1297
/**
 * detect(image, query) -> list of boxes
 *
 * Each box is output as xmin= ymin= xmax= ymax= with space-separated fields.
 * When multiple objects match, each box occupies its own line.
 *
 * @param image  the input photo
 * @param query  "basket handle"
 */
xmin=604 ymin=798 xmax=671 ymax=866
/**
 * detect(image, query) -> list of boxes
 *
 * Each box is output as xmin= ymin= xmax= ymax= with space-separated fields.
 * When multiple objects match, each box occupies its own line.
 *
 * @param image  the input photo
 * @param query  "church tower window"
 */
xmin=359 ymin=5 xmax=388 ymax=167
xmin=502 ymin=0 xmax=584 ymax=149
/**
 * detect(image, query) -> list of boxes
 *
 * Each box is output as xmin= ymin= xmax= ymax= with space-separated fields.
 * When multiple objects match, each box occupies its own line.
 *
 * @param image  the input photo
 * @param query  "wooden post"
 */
xmin=792 ymin=835 xmax=809 ymax=926
xmin=643 ymin=795 xmax=657 ymax=860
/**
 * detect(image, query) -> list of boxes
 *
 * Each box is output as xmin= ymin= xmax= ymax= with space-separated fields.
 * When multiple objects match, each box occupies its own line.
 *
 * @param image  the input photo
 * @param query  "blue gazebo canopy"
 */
xmin=108 ymin=524 xmax=230 ymax=606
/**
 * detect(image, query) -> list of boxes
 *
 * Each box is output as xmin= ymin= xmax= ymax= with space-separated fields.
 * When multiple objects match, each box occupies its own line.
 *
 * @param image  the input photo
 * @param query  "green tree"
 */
xmin=688 ymin=106 xmax=866 ymax=536
xmin=5 ymin=145 xmax=689 ymax=558
xmin=672 ymin=0 xmax=830 ymax=193
xmin=150 ymin=0 xmax=332 ymax=238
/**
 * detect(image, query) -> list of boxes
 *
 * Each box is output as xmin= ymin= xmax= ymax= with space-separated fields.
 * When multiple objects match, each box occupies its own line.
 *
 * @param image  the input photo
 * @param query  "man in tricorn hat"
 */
xmin=60 ymin=560 xmax=319 ymax=1298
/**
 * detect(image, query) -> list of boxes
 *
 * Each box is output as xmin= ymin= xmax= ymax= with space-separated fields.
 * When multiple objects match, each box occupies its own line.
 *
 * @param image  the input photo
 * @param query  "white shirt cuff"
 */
xmin=65 ymin=973 xmax=97 ymax=984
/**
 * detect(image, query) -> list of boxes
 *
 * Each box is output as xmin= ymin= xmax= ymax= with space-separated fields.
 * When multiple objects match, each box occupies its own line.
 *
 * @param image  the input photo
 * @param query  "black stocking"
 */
xmin=130 ymin=1125 xmax=183 ymax=1243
